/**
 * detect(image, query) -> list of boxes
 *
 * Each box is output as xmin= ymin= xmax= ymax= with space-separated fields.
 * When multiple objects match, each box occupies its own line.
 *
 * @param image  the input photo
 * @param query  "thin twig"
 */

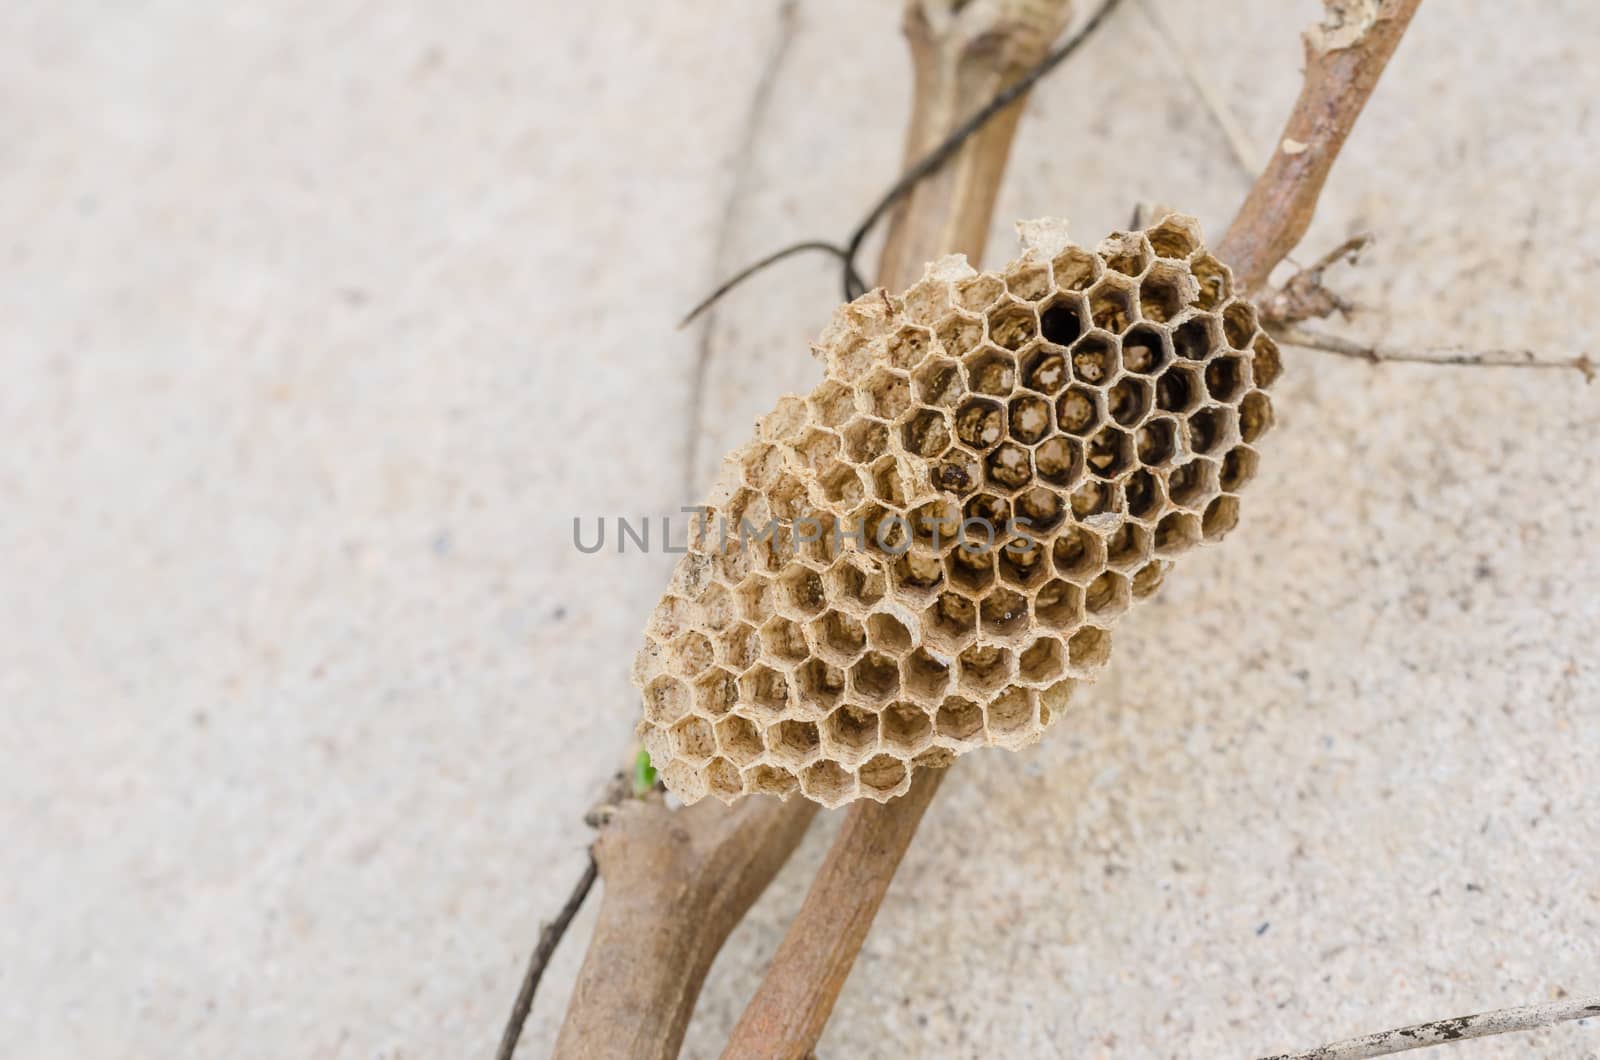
xmin=495 ymin=852 xmax=599 ymax=1060
xmin=1216 ymin=0 xmax=1425 ymax=291
xmin=1260 ymin=233 xmax=1372 ymax=326
xmin=1277 ymin=324 xmax=1596 ymax=382
xmin=1258 ymin=994 xmax=1600 ymax=1060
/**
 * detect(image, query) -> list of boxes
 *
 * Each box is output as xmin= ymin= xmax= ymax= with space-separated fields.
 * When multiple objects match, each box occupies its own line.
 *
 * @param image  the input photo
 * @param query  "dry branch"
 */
xmin=1216 ymin=0 xmax=1425 ymax=292
xmin=1276 ymin=323 xmax=1596 ymax=381
xmin=1258 ymin=993 xmax=1600 ymax=1060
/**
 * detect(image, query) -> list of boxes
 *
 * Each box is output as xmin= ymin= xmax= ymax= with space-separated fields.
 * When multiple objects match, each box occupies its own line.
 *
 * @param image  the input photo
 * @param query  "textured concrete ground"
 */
xmin=3 ymin=1 xmax=1596 ymax=1057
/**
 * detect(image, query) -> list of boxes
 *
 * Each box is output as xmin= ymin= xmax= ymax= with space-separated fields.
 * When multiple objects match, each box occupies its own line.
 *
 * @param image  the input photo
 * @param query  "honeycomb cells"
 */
xmin=635 ymin=215 xmax=1275 ymax=807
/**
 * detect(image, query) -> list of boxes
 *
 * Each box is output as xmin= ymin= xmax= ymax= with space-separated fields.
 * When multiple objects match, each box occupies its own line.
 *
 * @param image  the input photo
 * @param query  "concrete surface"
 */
xmin=3 ymin=1 xmax=1596 ymax=1057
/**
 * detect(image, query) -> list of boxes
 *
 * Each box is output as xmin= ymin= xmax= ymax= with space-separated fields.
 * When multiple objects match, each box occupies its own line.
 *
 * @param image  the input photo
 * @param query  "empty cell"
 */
xmin=704 ymin=757 xmax=744 ymax=801
xmin=912 ymin=357 xmax=965 ymax=407
xmin=997 ymin=537 xmax=1048 ymax=588
xmin=956 ymin=274 xmax=1005 ymax=313
xmin=775 ymin=567 xmax=826 ymax=619
xmin=980 ymin=587 xmax=1030 ymax=637
xmin=987 ymin=303 xmax=1039 ymax=351
xmin=795 ymin=658 xmax=847 ymax=712
xmin=986 ymin=442 xmax=1034 ymax=491
xmin=647 ymin=594 xmax=692 ymax=641
xmin=1221 ymin=445 xmax=1260 ymax=492
xmin=1205 ymin=356 xmax=1246 ymax=401
xmin=1105 ymin=522 xmax=1151 ymax=569
xmin=1008 ymin=395 xmax=1052 ymax=444
xmin=1033 ymin=579 xmax=1084 ymax=629
xmin=850 ymin=650 xmax=901 ymax=702
xmin=1071 ymin=333 xmax=1119 ymax=383
xmin=935 ymin=312 xmax=984 ymax=358
xmin=1136 ymin=417 xmax=1177 ymax=466
xmin=1084 ymin=571 xmax=1130 ymax=618
xmin=1056 ymin=384 xmax=1103 ymax=435
xmin=1146 ymin=215 xmax=1200 ymax=259
xmin=1166 ymin=459 xmax=1215 ymax=510
xmin=1005 ymin=262 xmax=1053 ymax=302
xmin=1173 ymin=316 xmax=1219 ymax=360
xmin=741 ymin=443 xmax=785 ymax=490
xmin=1086 ymin=427 xmax=1135 ymax=479
xmin=830 ymin=335 xmax=875 ymax=382
xmin=1191 ymin=253 xmax=1231 ymax=309
xmin=746 ymin=764 xmax=799 ymax=798
xmin=1203 ymin=494 xmax=1241 ymax=541
xmin=868 ymin=458 xmax=914 ymax=508
xmin=1015 ymin=485 xmax=1065 ymax=533
xmin=1108 ymin=376 xmax=1153 ymax=427
xmin=902 ymin=648 xmax=951 ymax=701
xmin=670 ymin=716 xmax=717 ymax=765
xmin=811 ymin=609 xmax=867 ymax=662
xmin=842 ymin=417 xmax=891 ymax=464
xmin=800 ymin=760 xmax=855 ymax=804
xmin=794 ymin=428 xmax=842 ymax=472
xmin=858 ymin=753 xmax=910 ymax=796
xmin=986 ymin=688 xmax=1034 ymax=737
xmin=1089 ymin=279 xmax=1137 ymax=333
xmin=881 ymin=702 xmax=933 ymax=755
xmin=867 ymin=612 xmax=914 ymax=653
xmin=1223 ymin=301 xmax=1258 ymax=349
xmin=1121 ymin=324 xmax=1170 ymax=374
xmin=717 ymin=623 xmax=761 ymax=671
xmin=887 ymin=324 xmax=934 ymax=370
xmin=946 ymin=548 xmax=996 ymax=595
xmin=1131 ymin=560 xmax=1167 ymax=599
xmin=659 ymin=760 xmax=707 ymax=803
xmin=1138 ymin=264 xmax=1190 ymax=323
xmin=1051 ymin=246 xmax=1102 ymax=291
xmin=1018 ymin=636 xmax=1066 ymax=683
xmin=738 ymin=665 xmax=791 ymax=721
xmin=643 ymin=675 xmax=690 ymax=725
xmin=1155 ymin=364 xmax=1200 ymax=414
xmin=923 ymin=591 xmax=979 ymax=650
xmin=668 ymin=631 xmax=716 ymax=677
xmin=692 ymin=668 xmax=739 ymax=717
xmin=1070 ymin=479 xmax=1113 ymax=518
xmin=767 ymin=719 xmax=821 ymax=769
xmin=823 ymin=704 xmax=880 ymax=764
xmin=1154 ymin=511 xmax=1201 ymax=555
xmin=1021 ymin=345 xmax=1070 ymax=394
xmin=819 ymin=463 xmax=866 ymax=507
xmin=1067 ymin=625 xmax=1112 ymax=670
xmin=767 ymin=476 xmax=811 ymax=522
xmin=1239 ymin=390 xmax=1274 ymax=443
xmin=825 ymin=557 xmax=885 ymax=608
xmin=936 ymin=697 xmax=985 ymax=743
xmin=1039 ymin=295 xmax=1086 ymax=346
xmin=958 ymin=644 xmax=1013 ymax=692
xmin=1187 ymin=406 xmax=1231 ymax=455
xmin=901 ymin=407 xmax=953 ymax=458
xmin=1124 ymin=467 xmax=1163 ymax=521
xmin=964 ymin=347 xmax=1018 ymax=396
xmin=716 ymin=715 xmax=765 ymax=767
xmin=1034 ymin=436 xmax=1083 ymax=487
xmin=955 ymin=397 xmax=1006 ymax=450
xmin=809 ymin=380 xmax=856 ymax=429
xmin=1252 ymin=333 xmax=1283 ymax=388
xmin=861 ymin=367 xmax=913 ymax=420
xmin=1102 ymin=231 xmax=1152 ymax=276
xmin=760 ymin=395 xmax=811 ymax=443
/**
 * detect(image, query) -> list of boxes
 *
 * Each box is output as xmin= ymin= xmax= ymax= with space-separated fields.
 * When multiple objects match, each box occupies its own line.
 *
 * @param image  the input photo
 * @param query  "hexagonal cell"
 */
xmin=1056 ymin=384 xmax=1103 ymax=435
xmin=901 ymin=407 xmax=953 ymax=459
xmin=1239 ymin=390 xmax=1274 ymax=444
xmin=1084 ymin=570 xmax=1130 ymax=619
xmin=903 ymin=275 xmax=952 ymax=324
xmin=911 ymin=356 xmax=965 ymax=409
xmin=668 ymin=716 xmax=716 ymax=766
xmin=1205 ymin=355 xmax=1247 ymax=402
xmin=1223 ymin=301 xmax=1258 ymax=349
xmin=1067 ymin=625 xmax=1112 ymax=671
xmin=766 ymin=719 xmax=821 ymax=770
xmin=1172 ymin=315 xmax=1221 ymax=361
xmin=935 ymin=311 xmax=984 ymax=359
xmin=867 ymin=612 xmax=913 ymax=654
xmin=1102 ymin=230 xmax=1152 ymax=276
xmin=1131 ymin=560 xmax=1167 ymax=599
xmin=1154 ymin=511 xmax=1201 ymax=556
xmin=909 ymin=497 xmax=962 ymax=551
xmin=1051 ymin=246 xmax=1102 ymax=291
xmin=759 ymin=395 xmax=811 ymax=444
xmin=704 ymin=757 xmax=744 ymax=802
xmin=800 ymin=759 xmax=856 ymax=804
xmin=964 ymin=346 xmax=1017 ymax=397
xmin=1187 ymin=406 xmax=1231 ymax=456
xmin=842 ymin=417 xmax=891 ymax=464
xmin=1086 ymin=427 xmax=1135 ymax=480
xmin=891 ymin=551 xmax=946 ymax=605
xmin=794 ymin=429 xmax=843 ymax=476
xmin=1015 ymin=485 xmax=1065 ymax=534
xmin=902 ymin=648 xmax=950 ymax=701
xmin=1088 ymin=278 xmax=1137 ymax=333
xmin=715 ymin=715 xmax=766 ymax=767
xmin=717 ymin=623 xmax=761 ymax=671
xmin=1039 ymin=294 xmax=1085 ymax=346
xmin=658 ymin=759 xmax=707 ymax=803
xmin=954 ymin=397 xmax=1006 ymax=450
xmin=987 ymin=302 xmax=1038 ymax=352
xmin=1018 ymin=636 xmax=1066 ymax=684
xmin=1221 ymin=445 xmax=1260 ymax=492
xmin=1121 ymin=323 xmax=1170 ymax=375
xmin=1166 ymin=458 xmax=1217 ymax=511
xmin=931 ymin=453 xmax=981 ymax=496
xmin=986 ymin=688 xmax=1035 ymax=743
xmin=936 ymin=696 xmax=985 ymax=745
xmin=643 ymin=675 xmax=690 ymax=726
xmin=1033 ymin=436 xmax=1083 ymax=488
xmin=1253 ymin=332 xmax=1283 ymax=388
xmin=740 ymin=443 xmax=784 ymax=492
xmin=665 ymin=631 xmax=715 ymax=679
xmin=1107 ymin=376 xmax=1153 ymax=428
xmin=1203 ymin=494 xmax=1241 ymax=541
xmin=997 ymin=537 xmax=1048 ymax=589
xmin=822 ymin=703 xmax=879 ymax=767
xmin=632 ymin=640 xmax=666 ymax=686
xmin=858 ymin=753 xmax=910 ymax=797
xmin=958 ymin=643 xmax=1013 ymax=694
xmin=819 ymin=463 xmax=866 ymax=508
xmin=946 ymin=547 xmax=996 ymax=595
xmin=880 ymin=702 xmax=933 ymax=757
xmin=985 ymin=442 xmax=1033 ymax=492
xmin=767 ymin=474 xmax=811 ymax=523
xmin=1007 ymin=395 xmax=1051 ymax=445
xmin=692 ymin=668 xmax=739 ymax=718
xmin=1071 ymin=332 xmax=1119 ymax=384
xmin=867 ymin=459 xmax=914 ymax=509
xmin=825 ymin=557 xmax=885 ymax=609
xmin=829 ymin=334 xmax=875 ymax=383
xmin=1034 ymin=578 xmax=1084 ymax=630
xmin=1155 ymin=364 xmax=1202 ymax=415
xmin=646 ymin=594 xmax=692 ymax=642
xmin=849 ymin=649 xmax=901 ymax=704
xmin=886 ymin=324 xmax=934 ymax=370
xmin=1135 ymin=417 xmax=1178 ymax=467
xmin=1105 ymin=522 xmax=1151 ymax=570
xmin=979 ymin=586 xmax=1030 ymax=638
xmin=755 ymin=616 xmax=805 ymax=666
xmin=1191 ymin=253 xmax=1231 ymax=309
xmin=807 ymin=379 xmax=855 ymax=430
xmin=860 ymin=367 xmax=913 ymax=421
xmin=923 ymin=591 xmax=978 ymax=652
xmin=1125 ymin=468 xmax=1164 ymax=522
xmin=1005 ymin=261 xmax=1053 ymax=302
xmin=955 ymin=273 xmax=1005 ymax=313
xmin=745 ymin=763 xmax=799 ymax=798
xmin=774 ymin=567 xmax=826 ymax=620
xmin=1138 ymin=262 xmax=1191 ymax=323
xmin=962 ymin=491 xmax=1010 ymax=533
xmin=738 ymin=665 xmax=790 ymax=721
xmin=1070 ymin=479 xmax=1113 ymax=519
xmin=1146 ymin=214 xmax=1200 ymax=259
xmin=811 ymin=609 xmax=867 ymax=664
xmin=1052 ymin=524 xmax=1105 ymax=582
xmin=1020 ymin=344 xmax=1070 ymax=395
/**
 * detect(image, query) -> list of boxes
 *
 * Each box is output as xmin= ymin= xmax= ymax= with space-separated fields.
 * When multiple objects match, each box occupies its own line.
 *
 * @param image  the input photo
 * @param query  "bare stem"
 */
xmin=1275 ymin=324 xmax=1596 ymax=381
xmin=1257 ymin=994 xmax=1600 ymax=1060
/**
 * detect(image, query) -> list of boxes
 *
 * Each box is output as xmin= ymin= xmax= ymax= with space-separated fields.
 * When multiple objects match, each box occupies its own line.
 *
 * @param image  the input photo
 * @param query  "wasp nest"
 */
xmin=634 ymin=214 xmax=1279 ymax=808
